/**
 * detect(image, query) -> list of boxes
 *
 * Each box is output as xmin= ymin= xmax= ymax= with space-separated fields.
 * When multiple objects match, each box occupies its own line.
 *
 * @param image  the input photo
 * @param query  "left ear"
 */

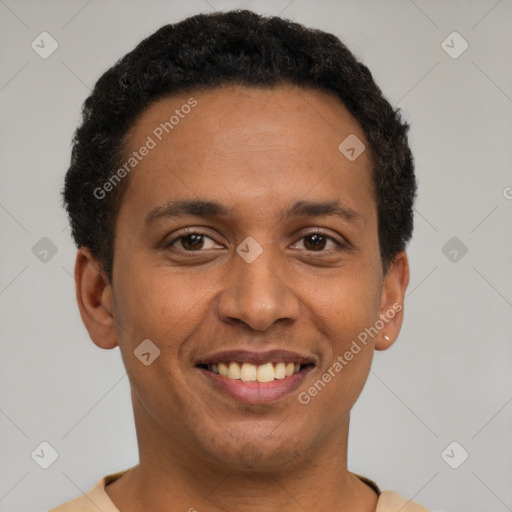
xmin=375 ymin=251 xmax=410 ymax=351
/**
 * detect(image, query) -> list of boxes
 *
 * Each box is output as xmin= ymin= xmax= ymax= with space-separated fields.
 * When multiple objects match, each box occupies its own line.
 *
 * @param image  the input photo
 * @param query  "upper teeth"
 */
xmin=208 ymin=362 xmax=301 ymax=382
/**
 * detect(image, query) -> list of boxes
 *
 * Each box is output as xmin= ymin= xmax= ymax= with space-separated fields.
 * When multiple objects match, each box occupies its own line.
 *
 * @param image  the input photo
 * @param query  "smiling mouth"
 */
xmin=197 ymin=361 xmax=314 ymax=383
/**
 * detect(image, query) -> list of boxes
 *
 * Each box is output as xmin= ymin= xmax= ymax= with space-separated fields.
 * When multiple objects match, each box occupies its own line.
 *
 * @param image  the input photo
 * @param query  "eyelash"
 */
xmin=164 ymin=228 xmax=347 ymax=254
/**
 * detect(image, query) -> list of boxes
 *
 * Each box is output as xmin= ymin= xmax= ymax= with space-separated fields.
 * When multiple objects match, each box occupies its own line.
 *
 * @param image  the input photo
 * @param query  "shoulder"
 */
xmin=376 ymin=490 xmax=431 ymax=512
xmin=48 ymin=470 xmax=129 ymax=512
xmin=353 ymin=473 xmax=431 ymax=511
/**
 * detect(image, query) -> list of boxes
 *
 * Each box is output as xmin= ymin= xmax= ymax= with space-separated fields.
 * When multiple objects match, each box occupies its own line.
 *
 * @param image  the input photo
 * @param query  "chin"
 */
xmin=202 ymin=427 xmax=313 ymax=472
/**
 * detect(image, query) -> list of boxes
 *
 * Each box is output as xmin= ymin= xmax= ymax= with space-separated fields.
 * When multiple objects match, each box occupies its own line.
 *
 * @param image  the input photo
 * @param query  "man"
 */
xmin=52 ymin=9 xmax=427 ymax=511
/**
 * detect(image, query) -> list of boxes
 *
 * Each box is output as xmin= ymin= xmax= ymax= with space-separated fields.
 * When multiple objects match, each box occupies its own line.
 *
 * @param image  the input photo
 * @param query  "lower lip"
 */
xmin=198 ymin=366 xmax=314 ymax=404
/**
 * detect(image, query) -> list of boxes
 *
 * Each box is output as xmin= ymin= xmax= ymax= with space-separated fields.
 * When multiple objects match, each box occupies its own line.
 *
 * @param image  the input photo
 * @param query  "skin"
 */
xmin=75 ymin=84 xmax=409 ymax=511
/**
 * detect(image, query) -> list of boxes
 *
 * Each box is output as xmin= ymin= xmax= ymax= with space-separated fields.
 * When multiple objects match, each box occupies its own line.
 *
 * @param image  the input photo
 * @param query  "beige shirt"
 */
xmin=49 ymin=470 xmax=430 ymax=512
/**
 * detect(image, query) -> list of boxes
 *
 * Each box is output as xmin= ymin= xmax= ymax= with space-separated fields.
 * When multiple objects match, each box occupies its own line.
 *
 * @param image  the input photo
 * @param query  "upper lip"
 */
xmin=195 ymin=349 xmax=317 ymax=366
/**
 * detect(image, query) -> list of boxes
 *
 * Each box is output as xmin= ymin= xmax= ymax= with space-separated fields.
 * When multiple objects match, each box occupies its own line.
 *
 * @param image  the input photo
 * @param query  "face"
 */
xmin=80 ymin=85 xmax=408 ymax=472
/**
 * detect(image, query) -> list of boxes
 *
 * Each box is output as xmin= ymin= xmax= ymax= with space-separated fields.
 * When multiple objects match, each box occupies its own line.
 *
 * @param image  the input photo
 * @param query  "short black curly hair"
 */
xmin=63 ymin=9 xmax=416 ymax=283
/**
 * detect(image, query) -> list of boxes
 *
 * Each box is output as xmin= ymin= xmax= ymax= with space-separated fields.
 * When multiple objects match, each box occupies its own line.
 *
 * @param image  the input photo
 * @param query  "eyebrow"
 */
xmin=145 ymin=198 xmax=360 ymax=226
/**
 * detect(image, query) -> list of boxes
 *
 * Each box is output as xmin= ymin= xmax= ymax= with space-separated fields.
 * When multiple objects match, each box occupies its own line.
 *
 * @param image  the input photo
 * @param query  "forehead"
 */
xmin=118 ymin=84 xmax=374 ymax=223
xmin=127 ymin=84 xmax=367 ymax=151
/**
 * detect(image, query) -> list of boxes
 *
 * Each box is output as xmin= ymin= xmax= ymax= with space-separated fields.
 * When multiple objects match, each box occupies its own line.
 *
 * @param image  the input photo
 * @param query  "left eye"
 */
xmin=292 ymin=233 xmax=342 ymax=252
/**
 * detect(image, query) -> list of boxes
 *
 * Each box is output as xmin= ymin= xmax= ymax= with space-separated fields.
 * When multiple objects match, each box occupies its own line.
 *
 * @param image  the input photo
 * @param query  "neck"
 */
xmin=106 ymin=402 xmax=378 ymax=511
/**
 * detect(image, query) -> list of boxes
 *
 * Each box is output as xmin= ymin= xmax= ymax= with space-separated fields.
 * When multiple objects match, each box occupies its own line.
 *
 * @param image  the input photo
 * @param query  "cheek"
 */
xmin=112 ymin=257 xmax=216 ymax=348
xmin=301 ymin=276 xmax=379 ymax=417
xmin=310 ymin=264 xmax=382 ymax=329
xmin=303 ymin=265 xmax=382 ymax=404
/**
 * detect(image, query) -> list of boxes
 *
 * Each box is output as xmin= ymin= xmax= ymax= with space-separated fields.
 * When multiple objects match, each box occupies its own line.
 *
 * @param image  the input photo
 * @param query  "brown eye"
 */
xmin=166 ymin=231 xmax=220 ymax=252
xmin=180 ymin=234 xmax=205 ymax=250
xmin=303 ymin=233 xmax=328 ymax=251
xmin=291 ymin=231 xmax=346 ymax=253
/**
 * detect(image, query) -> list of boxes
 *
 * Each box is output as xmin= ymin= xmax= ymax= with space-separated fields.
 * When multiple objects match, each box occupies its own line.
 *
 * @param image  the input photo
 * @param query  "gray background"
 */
xmin=1 ymin=0 xmax=511 ymax=510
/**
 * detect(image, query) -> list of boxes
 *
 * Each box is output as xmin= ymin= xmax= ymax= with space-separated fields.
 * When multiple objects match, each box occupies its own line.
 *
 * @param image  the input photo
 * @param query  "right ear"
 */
xmin=74 ymin=247 xmax=118 ymax=349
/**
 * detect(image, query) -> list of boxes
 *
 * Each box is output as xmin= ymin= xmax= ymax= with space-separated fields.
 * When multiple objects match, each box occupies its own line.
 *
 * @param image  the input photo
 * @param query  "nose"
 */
xmin=216 ymin=244 xmax=301 ymax=332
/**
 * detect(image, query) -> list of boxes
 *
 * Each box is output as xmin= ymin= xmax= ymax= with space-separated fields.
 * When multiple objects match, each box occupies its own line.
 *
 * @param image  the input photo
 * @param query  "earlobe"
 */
xmin=74 ymin=247 xmax=118 ymax=349
xmin=377 ymin=333 xmax=393 ymax=351
xmin=375 ymin=251 xmax=410 ymax=351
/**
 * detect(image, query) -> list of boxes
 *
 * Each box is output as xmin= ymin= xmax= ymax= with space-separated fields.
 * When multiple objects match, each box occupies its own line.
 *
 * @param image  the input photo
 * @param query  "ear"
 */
xmin=74 ymin=247 xmax=118 ymax=349
xmin=374 ymin=251 xmax=410 ymax=351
